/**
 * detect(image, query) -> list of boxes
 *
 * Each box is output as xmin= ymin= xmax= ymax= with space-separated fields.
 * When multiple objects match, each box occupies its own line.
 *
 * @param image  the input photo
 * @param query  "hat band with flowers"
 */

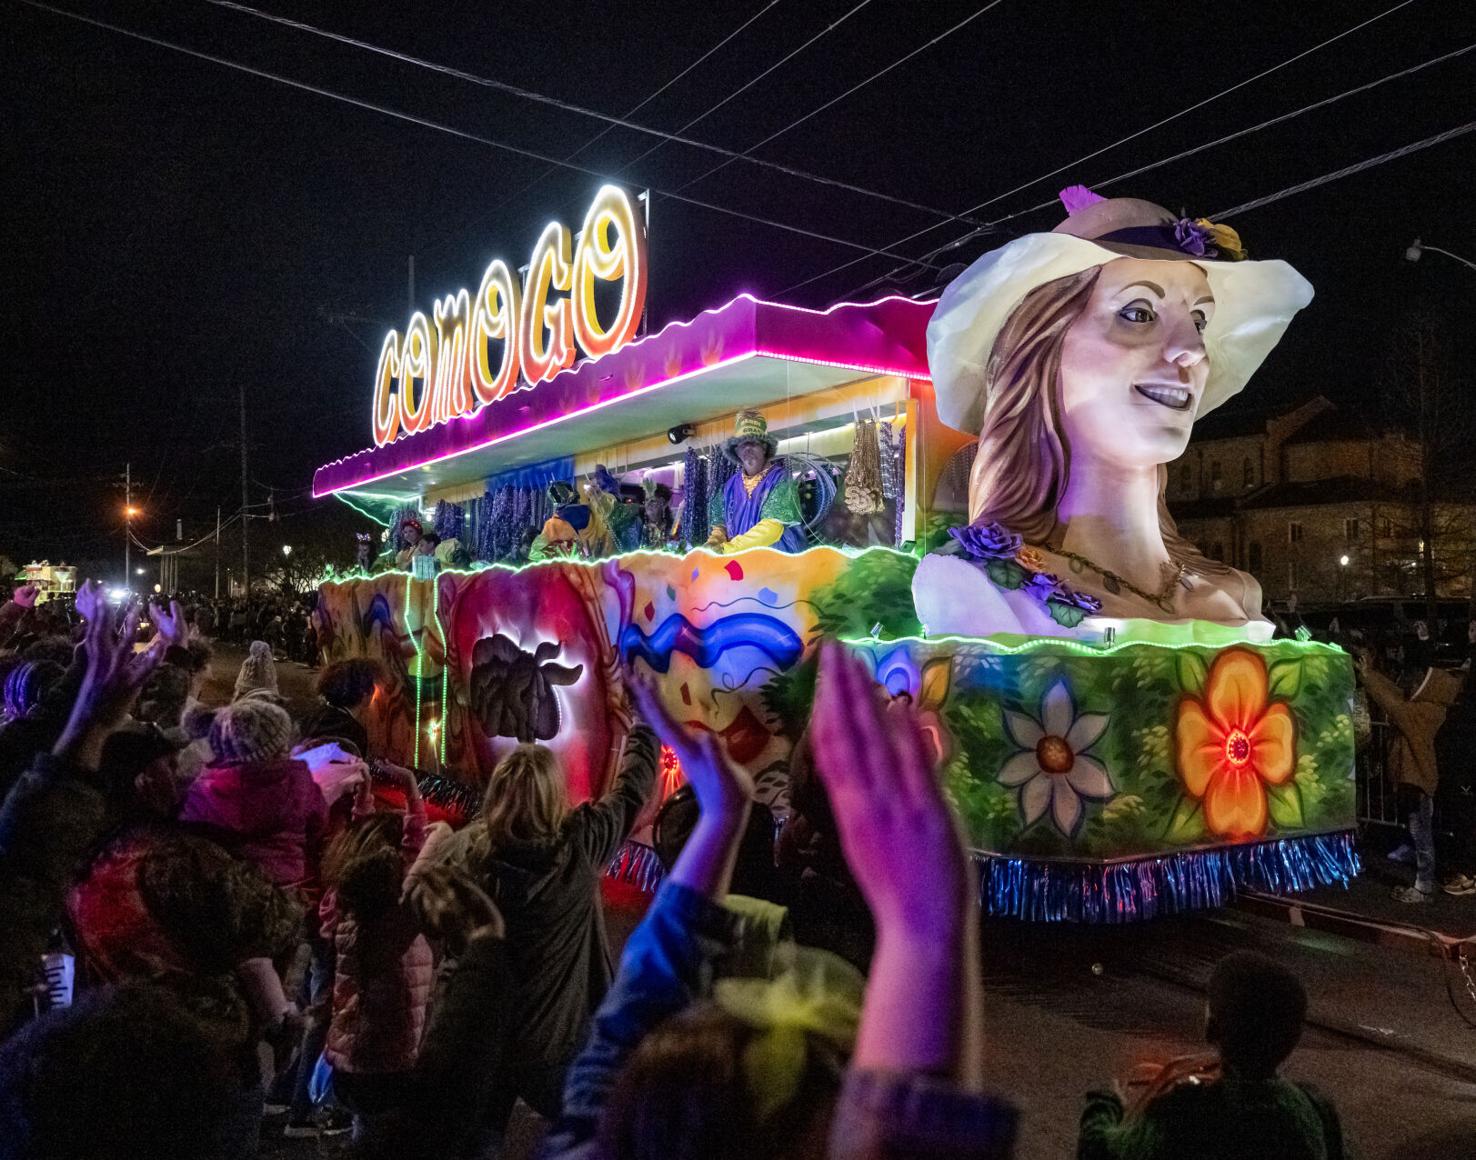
xmin=926 ymin=186 xmax=1313 ymax=436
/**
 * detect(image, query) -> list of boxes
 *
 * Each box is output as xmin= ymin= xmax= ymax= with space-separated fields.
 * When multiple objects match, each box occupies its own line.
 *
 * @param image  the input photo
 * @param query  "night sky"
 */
xmin=4 ymin=0 xmax=1474 ymax=577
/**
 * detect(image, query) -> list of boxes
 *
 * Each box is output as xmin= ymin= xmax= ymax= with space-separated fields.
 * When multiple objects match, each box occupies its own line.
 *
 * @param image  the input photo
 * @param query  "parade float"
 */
xmin=311 ymin=183 xmax=1358 ymax=922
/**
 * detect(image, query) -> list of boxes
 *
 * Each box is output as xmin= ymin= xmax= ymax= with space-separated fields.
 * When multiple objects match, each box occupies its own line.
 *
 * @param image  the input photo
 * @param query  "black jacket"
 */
xmin=440 ymin=725 xmax=657 ymax=1063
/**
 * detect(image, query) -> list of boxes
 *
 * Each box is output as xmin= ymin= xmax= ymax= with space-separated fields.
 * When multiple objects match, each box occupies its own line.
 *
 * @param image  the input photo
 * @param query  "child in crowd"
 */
xmin=1077 ymin=950 xmax=1346 ymax=1159
xmin=298 ymin=657 xmax=386 ymax=758
xmin=233 ymin=639 xmax=279 ymax=702
xmin=541 ymin=643 xmax=1016 ymax=1159
xmin=177 ymin=699 xmax=328 ymax=893
xmin=318 ymin=765 xmax=483 ymax=1147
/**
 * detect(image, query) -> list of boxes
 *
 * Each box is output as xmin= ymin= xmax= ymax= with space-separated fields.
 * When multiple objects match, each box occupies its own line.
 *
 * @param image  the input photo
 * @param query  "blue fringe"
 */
xmin=600 ymin=831 xmax=1361 ymax=924
xmin=977 ymin=830 xmax=1360 ymax=924
xmin=605 ymin=840 xmax=666 ymax=893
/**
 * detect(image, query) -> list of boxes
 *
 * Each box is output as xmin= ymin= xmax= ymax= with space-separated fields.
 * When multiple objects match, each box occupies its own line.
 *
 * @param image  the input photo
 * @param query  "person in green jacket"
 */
xmin=1078 ymin=950 xmax=1347 ymax=1160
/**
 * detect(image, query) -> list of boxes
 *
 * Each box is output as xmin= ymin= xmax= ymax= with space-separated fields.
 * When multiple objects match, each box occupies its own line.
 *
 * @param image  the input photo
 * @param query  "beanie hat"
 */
xmin=3 ymin=660 xmax=64 ymax=720
xmin=209 ymin=700 xmax=294 ymax=764
xmin=233 ymin=641 xmax=279 ymax=701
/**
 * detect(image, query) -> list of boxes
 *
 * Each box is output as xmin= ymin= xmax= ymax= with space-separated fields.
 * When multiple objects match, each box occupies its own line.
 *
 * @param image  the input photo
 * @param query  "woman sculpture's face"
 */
xmin=1057 ymin=258 xmax=1214 ymax=468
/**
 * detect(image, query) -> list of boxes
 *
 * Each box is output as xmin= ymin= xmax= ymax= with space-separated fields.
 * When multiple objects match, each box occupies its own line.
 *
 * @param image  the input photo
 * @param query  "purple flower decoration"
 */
xmin=1022 ymin=570 xmax=1067 ymax=602
xmin=1173 ymin=218 xmax=1218 ymax=259
xmin=949 ymin=522 xmax=1024 ymax=561
xmin=1049 ymin=586 xmax=1104 ymax=616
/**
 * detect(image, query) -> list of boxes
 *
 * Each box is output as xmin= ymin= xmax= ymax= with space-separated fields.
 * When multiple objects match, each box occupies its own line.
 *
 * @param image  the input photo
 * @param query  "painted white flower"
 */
xmin=999 ymin=680 xmax=1114 ymax=837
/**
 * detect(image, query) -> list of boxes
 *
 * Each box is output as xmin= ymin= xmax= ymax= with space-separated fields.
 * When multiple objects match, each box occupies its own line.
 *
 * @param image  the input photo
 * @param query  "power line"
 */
xmin=17 ymin=0 xmax=945 ymax=271
xmin=774 ymin=0 xmax=1424 ymax=298
xmin=617 ymin=0 xmax=877 ymax=177
xmin=977 ymin=40 xmax=1476 ymax=235
xmin=206 ymin=0 xmax=972 ymax=226
xmin=954 ymin=0 xmax=1421 ymax=220
xmin=421 ymin=0 xmax=785 ymax=260
xmin=1212 ymin=118 xmax=1476 ymax=219
xmin=675 ymin=0 xmax=1008 ymax=195
xmin=829 ymin=37 xmax=1476 ymax=301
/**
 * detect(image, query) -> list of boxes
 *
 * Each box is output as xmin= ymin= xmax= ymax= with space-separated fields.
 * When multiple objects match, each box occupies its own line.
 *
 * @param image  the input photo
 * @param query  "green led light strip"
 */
xmin=837 ymin=632 xmax=1347 ymax=657
xmin=404 ymin=575 xmax=453 ymax=769
xmin=328 ymin=542 xmax=917 ymax=585
xmin=404 ymin=580 xmax=423 ymax=768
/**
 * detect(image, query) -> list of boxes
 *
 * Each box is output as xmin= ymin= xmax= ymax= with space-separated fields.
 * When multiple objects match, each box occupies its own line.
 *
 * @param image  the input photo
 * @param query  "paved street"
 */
xmin=203 ymin=641 xmax=319 ymax=719
xmin=256 ymin=888 xmax=1475 ymax=1159
xmin=208 ymin=645 xmax=1476 ymax=1159
xmin=202 ymin=648 xmax=1476 ymax=1150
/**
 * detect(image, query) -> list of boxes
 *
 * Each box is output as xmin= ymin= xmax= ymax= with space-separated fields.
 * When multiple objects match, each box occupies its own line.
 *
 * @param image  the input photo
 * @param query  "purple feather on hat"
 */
xmin=1059 ymin=185 xmax=1106 ymax=215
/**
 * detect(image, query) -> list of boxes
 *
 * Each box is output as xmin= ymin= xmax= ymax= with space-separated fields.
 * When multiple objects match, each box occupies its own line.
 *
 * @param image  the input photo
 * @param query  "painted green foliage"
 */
xmin=879 ymin=641 xmax=1356 ymax=859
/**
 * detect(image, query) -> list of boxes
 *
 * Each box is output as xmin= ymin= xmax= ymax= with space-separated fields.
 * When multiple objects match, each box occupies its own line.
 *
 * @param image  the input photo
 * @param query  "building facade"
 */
xmin=1168 ymin=397 xmax=1474 ymax=605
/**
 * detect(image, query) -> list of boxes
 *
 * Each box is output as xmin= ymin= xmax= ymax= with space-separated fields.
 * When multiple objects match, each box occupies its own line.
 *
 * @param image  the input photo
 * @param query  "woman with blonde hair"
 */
xmin=438 ymin=715 xmax=659 ymax=1138
xmin=914 ymin=187 xmax=1313 ymax=642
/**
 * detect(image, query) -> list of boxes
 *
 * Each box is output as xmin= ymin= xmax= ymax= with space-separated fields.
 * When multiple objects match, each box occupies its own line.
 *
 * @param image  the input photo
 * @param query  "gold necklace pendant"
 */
xmin=1035 ymin=542 xmax=1187 ymax=612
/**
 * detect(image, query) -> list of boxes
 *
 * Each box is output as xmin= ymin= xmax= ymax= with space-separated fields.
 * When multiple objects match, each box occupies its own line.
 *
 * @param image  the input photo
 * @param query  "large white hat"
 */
xmin=927 ymin=190 xmax=1314 ymax=435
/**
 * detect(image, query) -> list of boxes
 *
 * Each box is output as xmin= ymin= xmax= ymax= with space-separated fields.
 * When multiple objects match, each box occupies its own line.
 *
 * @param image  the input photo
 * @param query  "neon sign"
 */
xmin=372 ymin=185 xmax=648 ymax=446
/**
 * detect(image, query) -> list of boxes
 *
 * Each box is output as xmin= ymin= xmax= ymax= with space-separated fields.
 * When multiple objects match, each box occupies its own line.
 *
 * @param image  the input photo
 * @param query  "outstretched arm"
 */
xmin=542 ymin=676 xmax=754 ymax=1157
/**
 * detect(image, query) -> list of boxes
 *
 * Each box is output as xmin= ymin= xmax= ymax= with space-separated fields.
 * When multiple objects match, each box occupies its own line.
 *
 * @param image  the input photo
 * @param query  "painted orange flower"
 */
xmin=1175 ymin=649 xmax=1295 ymax=838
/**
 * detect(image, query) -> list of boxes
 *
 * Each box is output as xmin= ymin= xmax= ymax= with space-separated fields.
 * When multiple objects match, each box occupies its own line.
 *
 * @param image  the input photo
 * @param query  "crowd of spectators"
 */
xmin=0 ymin=579 xmax=1356 ymax=1158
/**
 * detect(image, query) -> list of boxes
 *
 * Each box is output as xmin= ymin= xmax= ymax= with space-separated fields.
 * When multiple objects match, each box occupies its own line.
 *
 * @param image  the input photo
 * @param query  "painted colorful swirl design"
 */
xmin=619 ymin=612 xmax=803 ymax=674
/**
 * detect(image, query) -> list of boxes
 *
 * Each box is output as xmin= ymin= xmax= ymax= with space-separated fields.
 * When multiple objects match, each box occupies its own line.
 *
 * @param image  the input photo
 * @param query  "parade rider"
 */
xmin=393 ymin=517 xmax=423 ymax=569
xmin=705 ymin=410 xmax=805 ymax=555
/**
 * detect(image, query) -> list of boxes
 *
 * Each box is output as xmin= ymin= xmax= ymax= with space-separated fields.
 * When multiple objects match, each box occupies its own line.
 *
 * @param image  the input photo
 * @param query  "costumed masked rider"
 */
xmin=393 ymin=517 xmax=423 ymax=569
xmin=705 ymin=410 xmax=806 ymax=555
xmin=529 ymin=480 xmax=617 ymax=561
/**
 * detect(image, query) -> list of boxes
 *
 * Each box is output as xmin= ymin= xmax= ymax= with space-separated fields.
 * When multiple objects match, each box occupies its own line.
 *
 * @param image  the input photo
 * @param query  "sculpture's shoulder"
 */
xmin=912 ymin=553 xmax=1063 ymax=639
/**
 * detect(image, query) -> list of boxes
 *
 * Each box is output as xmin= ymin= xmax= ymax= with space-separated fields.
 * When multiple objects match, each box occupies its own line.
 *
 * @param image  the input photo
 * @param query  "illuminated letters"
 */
xmin=573 ymin=185 xmax=646 ymax=357
xmin=370 ymin=185 xmax=648 ymax=446
xmin=398 ymin=313 xmax=434 ymax=436
xmin=432 ymin=289 xmax=474 ymax=425
xmin=471 ymin=259 xmax=520 ymax=405
xmin=520 ymin=221 xmax=575 ymax=386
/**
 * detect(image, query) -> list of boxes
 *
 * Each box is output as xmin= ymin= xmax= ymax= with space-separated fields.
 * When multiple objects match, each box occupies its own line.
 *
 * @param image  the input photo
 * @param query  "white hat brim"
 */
xmin=926 ymin=233 xmax=1314 ymax=435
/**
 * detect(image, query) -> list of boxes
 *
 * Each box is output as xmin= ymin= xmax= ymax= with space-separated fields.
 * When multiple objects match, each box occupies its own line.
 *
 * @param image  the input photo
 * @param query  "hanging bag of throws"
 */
xmin=844 ymin=417 xmax=885 ymax=514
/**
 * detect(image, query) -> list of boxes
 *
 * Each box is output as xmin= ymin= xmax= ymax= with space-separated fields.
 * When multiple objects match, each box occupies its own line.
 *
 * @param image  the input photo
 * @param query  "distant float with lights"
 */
xmin=311 ymin=184 xmax=1357 ymax=921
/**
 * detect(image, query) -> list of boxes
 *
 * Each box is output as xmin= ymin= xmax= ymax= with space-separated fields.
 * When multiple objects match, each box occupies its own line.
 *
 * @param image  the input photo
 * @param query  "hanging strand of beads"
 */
xmin=844 ymin=417 xmax=885 ymax=515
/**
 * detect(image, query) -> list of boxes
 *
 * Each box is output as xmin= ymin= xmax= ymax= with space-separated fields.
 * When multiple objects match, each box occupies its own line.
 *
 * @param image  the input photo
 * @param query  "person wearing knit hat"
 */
xmin=705 ymin=409 xmax=805 ymax=555
xmin=233 ymin=640 xmax=279 ymax=702
xmin=2 ymin=659 xmax=64 ymax=723
xmin=914 ymin=186 xmax=1313 ymax=642
xmin=178 ymin=698 xmax=328 ymax=890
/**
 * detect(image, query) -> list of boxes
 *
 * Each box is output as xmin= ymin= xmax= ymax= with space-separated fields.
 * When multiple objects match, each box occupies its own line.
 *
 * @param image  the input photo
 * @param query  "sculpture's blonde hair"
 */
xmin=481 ymin=744 xmax=570 ymax=849
xmin=968 ymin=267 xmax=1227 ymax=576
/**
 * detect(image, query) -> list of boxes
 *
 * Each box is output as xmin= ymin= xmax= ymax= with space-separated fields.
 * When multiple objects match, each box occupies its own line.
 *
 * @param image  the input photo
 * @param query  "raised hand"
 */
xmin=149 ymin=598 xmax=188 ymax=650
xmin=809 ymin=640 xmax=979 ymax=1085
xmin=629 ymin=677 xmax=753 ymax=819
xmin=53 ymin=594 xmax=170 ymax=770
xmin=74 ymin=579 xmax=104 ymax=624
xmin=809 ymin=640 xmax=967 ymax=935
xmin=11 ymin=584 xmax=38 ymax=609
xmin=628 ymin=674 xmax=753 ymax=897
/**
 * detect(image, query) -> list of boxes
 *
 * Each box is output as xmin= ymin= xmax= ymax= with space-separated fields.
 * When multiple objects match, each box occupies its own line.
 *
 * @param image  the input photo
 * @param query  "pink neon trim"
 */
xmin=317 ymin=350 xmax=757 ymax=497
xmin=367 ymin=291 xmax=934 ymax=451
xmin=316 ymin=294 xmax=934 ymax=497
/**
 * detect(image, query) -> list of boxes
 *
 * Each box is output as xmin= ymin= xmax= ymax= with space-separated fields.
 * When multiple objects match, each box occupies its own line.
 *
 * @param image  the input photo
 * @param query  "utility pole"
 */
xmin=239 ymin=383 xmax=250 ymax=597
xmin=124 ymin=461 xmax=131 ymax=588
xmin=215 ymin=506 xmax=222 ymax=600
xmin=1415 ymin=326 xmax=1438 ymax=627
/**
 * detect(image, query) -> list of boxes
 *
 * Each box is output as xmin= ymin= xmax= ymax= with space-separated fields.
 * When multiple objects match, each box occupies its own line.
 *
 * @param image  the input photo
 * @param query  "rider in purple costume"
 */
xmin=705 ymin=410 xmax=806 ymax=554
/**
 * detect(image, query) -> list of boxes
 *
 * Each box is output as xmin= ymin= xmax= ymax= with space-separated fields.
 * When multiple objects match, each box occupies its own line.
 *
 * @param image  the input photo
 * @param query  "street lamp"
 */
xmin=281 ymin=544 xmax=293 ymax=558
xmin=1339 ymin=554 xmax=1350 ymax=567
xmin=1405 ymin=238 xmax=1476 ymax=274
